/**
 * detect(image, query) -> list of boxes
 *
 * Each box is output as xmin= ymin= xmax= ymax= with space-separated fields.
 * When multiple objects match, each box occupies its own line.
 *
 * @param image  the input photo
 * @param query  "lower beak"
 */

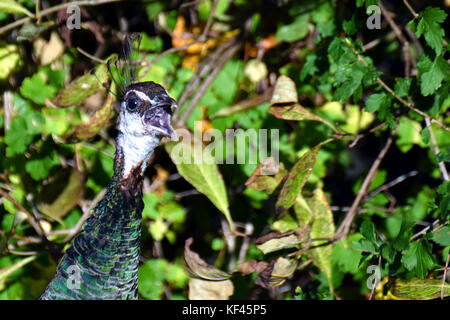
xmin=144 ymin=106 xmax=178 ymax=141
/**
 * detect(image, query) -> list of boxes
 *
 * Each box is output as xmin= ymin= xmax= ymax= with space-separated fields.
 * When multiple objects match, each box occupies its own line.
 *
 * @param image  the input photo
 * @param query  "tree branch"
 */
xmin=336 ymin=134 xmax=394 ymax=239
xmin=0 ymin=0 xmax=123 ymax=35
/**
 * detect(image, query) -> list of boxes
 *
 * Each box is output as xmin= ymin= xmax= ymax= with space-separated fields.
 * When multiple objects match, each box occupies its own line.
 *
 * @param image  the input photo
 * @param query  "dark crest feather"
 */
xmin=107 ymin=33 xmax=142 ymax=100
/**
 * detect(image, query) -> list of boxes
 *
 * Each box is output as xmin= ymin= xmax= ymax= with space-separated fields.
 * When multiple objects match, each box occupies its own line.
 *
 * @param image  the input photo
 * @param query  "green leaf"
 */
xmin=436 ymin=181 xmax=450 ymax=218
xmin=166 ymin=135 xmax=234 ymax=231
xmin=276 ymin=139 xmax=331 ymax=214
xmin=333 ymin=67 xmax=364 ymax=102
xmin=417 ymin=54 xmax=449 ymax=96
xmin=142 ymin=192 xmax=160 ymax=220
xmin=432 ymin=225 xmax=450 ymax=247
xmin=149 ymin=218 xmax=168 ymax=241
xmin=401 ymin=240 xmax=435 ymax=278
xmin=0 ymin=256 xmax=36 ymax=291
xmin=53 ymin=62 xmax=109 ymax=107
xmin=394 ymin=78 xmax=412 ymax=98
xmin=360 ymin=220 xmax=377 ymax=243
xmin=301 ymin=189 xmax=335 ymax=291
xmin=300 ymin=53 xmax=318 ymax=81
xmin=138 ymin=259 xmax=166 ymax=299
xmin=0 ymin=44 xmax=21 ymax=80
xmin=365 ymin=92 xmax=395 ymax=128
xmin=276 ymin=14 xmax=309 ymax=43
xmin=5 ymin=103 xmax=45 ymax=157
xmin=20 ymin=73 xmax=56 ymax=105
xmin=25 ymin=151 xmax=59 ymax=180
xmin=416 ymin=7 xmax=447 ymax=55
xmin=435 ymin=147 xmax=450 ymax=163
xmin=332 ymin=233 xmax=363 ymax=275
xmin=0 ymin=0 xmax=34 ymax=17
xmin=396 ymin=117 xmax=424 ymax=153
xmin=393 ymin=216 xmax=414 ymax=251
xmin=389 ymin=278 xmax=450 ymax=300
xmin=420 ymin=127 xmax=430 ymax=145
xmin=365 ymin=92 xmax=390 ymax=113
xmin=342 ymin=15 xmax=357 ymax=35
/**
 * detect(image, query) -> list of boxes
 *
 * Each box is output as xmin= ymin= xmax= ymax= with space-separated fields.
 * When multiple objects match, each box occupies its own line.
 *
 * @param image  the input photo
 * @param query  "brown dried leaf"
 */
xmin=270 ymin=75 xmax=298 ymax=105
xmin=237 ymin=260 xmax=269 ymax=275
xmin=255 ymin=226 xmax=310 ymax=255
xmin=245 ymin=158 xmax=286 ymax=194
xmin=184 ymin=238 xmax=231 ymax=281
xmin=270 ymin=257 xmax=298 ymax=287
xmin=256 ymin=257 xmax=298 ymax=288
xmin=33 ymin=32 xmax=64 ymax=66
xmin=188 ymin=278 xmax=234 ymax=300
xmin=269 ymin=75 xmax=337 ymax=132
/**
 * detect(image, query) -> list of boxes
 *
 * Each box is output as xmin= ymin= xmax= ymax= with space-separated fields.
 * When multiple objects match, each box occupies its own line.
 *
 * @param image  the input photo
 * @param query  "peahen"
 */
xmin=40 ymin=35 xmax=177 ymax=300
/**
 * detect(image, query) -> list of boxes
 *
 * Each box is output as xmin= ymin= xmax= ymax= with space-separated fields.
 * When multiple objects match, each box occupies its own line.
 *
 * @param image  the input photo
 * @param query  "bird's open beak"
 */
xmin=144 ymin=100 xmax=178 ymax=141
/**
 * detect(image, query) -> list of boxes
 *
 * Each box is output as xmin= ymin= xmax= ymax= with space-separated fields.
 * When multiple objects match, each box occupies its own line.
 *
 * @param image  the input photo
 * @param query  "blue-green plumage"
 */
xmin=40 ymin=73 xmax=177 ymax=299
xmin=40 ymin=148 xmax=145 ymax=299
xmin=40 ymin=34 xmax=177 ymax=299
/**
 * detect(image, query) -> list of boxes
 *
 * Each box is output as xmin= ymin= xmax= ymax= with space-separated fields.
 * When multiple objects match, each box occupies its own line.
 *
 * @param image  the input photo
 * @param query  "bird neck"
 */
xmin=115 ymin=129 xmax=161 ymax=179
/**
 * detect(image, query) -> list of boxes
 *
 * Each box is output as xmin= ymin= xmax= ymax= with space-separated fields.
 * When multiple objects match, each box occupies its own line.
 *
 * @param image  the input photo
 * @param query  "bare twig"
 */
xmin=410 ymin=219 xmax=448 ymax=241
xmin=0 ymin=188 xmax=48 ymax=242
xmin=237 ymin=223 xmax=254 ymax=266
xmin=143 ymin=0 xmax=219 ymax=72
xmin=425 ymin=117 xmax=449 ymax=181
xmin=7 ymin=249 xmax=41 ymax=256
xmin=379 ymin=1 xmax=414 ymax=77
xmin=442 ymin=253 xmax=450 ymax=300
xmin=76 ymin=47 xmax=107 ymax=64
xmin=176 ymin=41 xmax=241 ymax=126
xmin=336 ymin=134 xmax=394 ymax=239
xmin=174 ymin=189 xmax=201 ymax=199
xmin=402 ymin=0 xmax=418 ymax=18
xmin=3 ymin=91 xmax=12 ymax=131
xmin=364 ymin=170 xmax=418 ymax=201
xmin=174 ymin=37 xmax=236 ymax=111
xmin=210 ymin=87 xmax=274 ymax=119
xmin=0 ymin=0 xmax=123 ymax=35
xmin=221 ymin=218 xmax=236 ymax=272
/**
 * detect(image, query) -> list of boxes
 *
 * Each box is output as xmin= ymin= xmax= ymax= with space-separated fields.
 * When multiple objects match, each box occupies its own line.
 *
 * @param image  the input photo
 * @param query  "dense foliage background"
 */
xmin=0 ymin=0 xmax=449 ymax=300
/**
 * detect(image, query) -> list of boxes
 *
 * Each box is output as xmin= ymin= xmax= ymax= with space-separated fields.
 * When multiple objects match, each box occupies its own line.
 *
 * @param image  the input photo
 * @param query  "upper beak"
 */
xmin=144 ymin=98 xmax=178 ymax=141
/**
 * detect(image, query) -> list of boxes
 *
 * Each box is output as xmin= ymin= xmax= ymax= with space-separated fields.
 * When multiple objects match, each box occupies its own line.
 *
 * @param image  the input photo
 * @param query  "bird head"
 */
xmin=109 ymin=34 xmax=178 ymax=176
xmin=119 ymin=82 xmax=178 ymax=141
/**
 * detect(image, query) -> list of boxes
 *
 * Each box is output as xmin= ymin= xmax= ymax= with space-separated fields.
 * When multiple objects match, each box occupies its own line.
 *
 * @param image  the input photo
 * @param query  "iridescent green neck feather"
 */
xmin=40 ymin=134 xmax=161 ymax=300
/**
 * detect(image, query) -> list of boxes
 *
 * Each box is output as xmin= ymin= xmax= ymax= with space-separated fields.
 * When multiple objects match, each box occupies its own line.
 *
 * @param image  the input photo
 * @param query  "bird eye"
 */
xmin=127 ymin=97 xmax=140 ymax=111
xmin=160 ymin=104 xmax=173 ymax=115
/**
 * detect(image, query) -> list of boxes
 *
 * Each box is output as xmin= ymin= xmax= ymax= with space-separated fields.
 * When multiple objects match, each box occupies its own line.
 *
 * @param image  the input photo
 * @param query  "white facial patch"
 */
xmin=118 ymin=105 xmax=160 ymax=176
xmin=125 ymin=90 xmax=156 ymax=104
